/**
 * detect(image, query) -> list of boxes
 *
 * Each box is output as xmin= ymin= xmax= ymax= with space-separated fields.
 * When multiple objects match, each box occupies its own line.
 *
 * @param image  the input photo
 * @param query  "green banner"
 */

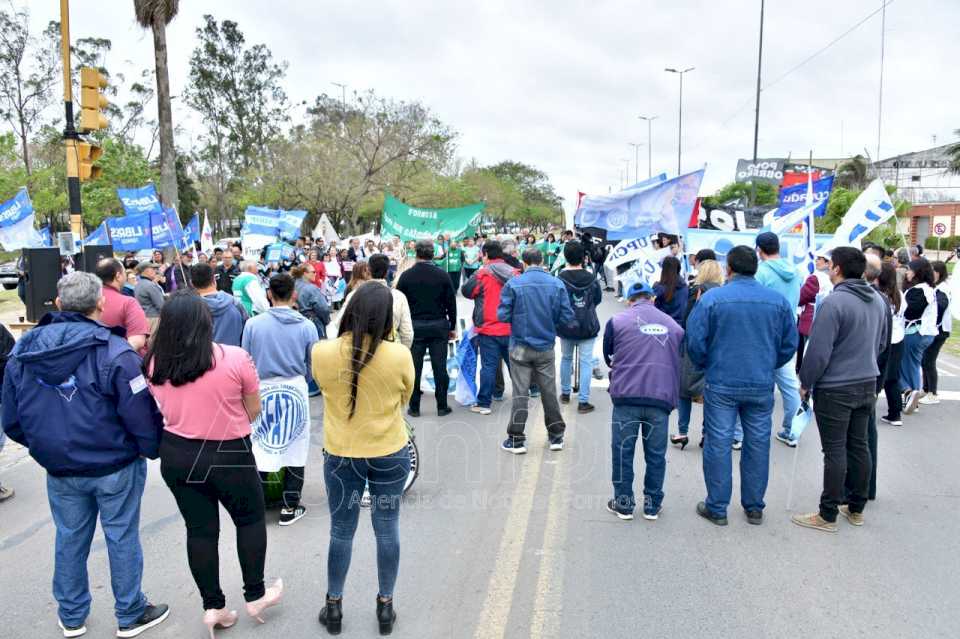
xmin=380 ymin=194 xmax=485 ymax=242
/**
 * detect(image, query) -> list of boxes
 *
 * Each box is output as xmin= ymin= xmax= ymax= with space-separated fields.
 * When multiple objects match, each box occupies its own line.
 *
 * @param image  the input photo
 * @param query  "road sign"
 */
xmin=934 ymin=222 xmax=948 ymax=236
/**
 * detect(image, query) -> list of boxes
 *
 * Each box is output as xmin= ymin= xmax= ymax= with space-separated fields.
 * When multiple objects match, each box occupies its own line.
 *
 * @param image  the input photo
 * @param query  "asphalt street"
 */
xmin=2 ymin=290 xmax=959 ymax=638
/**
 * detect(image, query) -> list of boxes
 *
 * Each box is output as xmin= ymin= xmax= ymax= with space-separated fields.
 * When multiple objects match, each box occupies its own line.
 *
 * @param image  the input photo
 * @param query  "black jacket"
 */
xmin=215 ymin=263 xmax=241 ymax=293
xmin=396 ymin=261 xmax=457 ymax=338
xmin=557 ymin=269 xmax=602 ymax=339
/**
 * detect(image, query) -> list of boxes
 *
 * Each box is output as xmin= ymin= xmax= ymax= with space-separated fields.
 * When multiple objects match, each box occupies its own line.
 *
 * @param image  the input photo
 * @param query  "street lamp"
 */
xmin=638 ymin=115 xmax=658 ymax=179
xmin=664 ymin=67 xmax=695 ymax=175
xmin=627 ymin=142 xmax=643 ymax=184
xmin=331 ymin=81 xmax=347 ymax=108
xmin=619 ymin=158 xmax=630 ymax=190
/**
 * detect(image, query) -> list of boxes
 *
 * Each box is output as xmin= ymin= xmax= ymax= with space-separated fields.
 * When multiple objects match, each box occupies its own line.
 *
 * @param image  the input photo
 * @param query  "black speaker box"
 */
xmin=23 ymin=247 xmax=60 ymax=323
xmin=81 ymin=244 xmax=113 ymax=273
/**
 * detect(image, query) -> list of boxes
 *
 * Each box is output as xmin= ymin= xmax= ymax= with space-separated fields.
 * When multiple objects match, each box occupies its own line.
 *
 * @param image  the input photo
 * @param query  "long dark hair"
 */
xmin=904 ymin=258 xmax=935 ymax=290
xmin=337 ymin=282 xmax=394 ymax=419
xmin=877 ymin=262 xmax=902 ymax=313
xmin=144 ymin=291 xmax=215 ymax=386
xmin=658 ymin=256 xmax=682 ymax=302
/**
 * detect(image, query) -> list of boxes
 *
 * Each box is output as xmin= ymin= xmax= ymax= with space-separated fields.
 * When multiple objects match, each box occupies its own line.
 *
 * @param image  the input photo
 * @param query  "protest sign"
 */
xmin=380 ymin=194 xmax=484 ymax=242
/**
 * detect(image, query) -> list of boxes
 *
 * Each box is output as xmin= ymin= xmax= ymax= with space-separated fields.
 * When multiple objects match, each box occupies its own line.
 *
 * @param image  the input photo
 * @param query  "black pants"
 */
xmin=258 ymin=466 xmax=304 ymax=509
xmin=410 ymin=334 xmax=449 ymax=411
xmin=813 ymin=382 xmax=875 ymax=522
xmin=921 ymin=331 xmax=950 ymax=394
xmin=160 ymin=432 xmax=267 ymax=609
xmin=495 ymin=360 xmax=506 ymax=398
xmin=795 ymin=333 xmax=807 ymax=375
xmin=882 ymin=341 xmax=904 ymax=420
xmin=448 ymin=270 xmax=461 ymax=293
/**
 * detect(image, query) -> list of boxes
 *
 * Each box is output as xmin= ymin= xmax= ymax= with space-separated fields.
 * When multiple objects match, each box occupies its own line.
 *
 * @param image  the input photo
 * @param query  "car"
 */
xmin=0 ymin=260 xmax=19 ymax=290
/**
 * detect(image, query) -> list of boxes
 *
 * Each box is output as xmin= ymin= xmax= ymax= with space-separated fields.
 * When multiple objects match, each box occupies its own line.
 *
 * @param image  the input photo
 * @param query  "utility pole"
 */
xmin=332 ymin=82 xmax=347 ymax=109
xmin=638 ymin=115 xmax=658 ymax=178
xmin=628 ymin=143 xmax=643 ymax=184
xmin=665 ymin=67 xmax=694 ymax=175
xmin=876 ymin=1 xmax=887 ymax=161
xmin=620 ymin=158 xmax=630 ymax=190
xmin=750 ymin=0 xmax=765 ymax=205
xmin=59 ymin=0 xmax=80 ymax=238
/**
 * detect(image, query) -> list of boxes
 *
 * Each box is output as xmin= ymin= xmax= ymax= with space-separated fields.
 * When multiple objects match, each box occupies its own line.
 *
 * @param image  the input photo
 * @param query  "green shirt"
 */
xmin=542 ymin=241 xmax=560 ymax=267
xmin=232 ymin=272 xmax=259 ymax=316
xmin=462 ymin=245 xmax=481 ymax=267
xmin=446 ymin=248 xmax=462 ymax=272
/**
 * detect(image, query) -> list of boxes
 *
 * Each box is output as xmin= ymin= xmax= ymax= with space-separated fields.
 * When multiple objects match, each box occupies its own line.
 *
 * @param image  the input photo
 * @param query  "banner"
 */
xmin=117 ymin=184 xmax=162 ymax=215
xmin=735 ymin=158 xmax=785 ymax=185
xmin=576 ymin=169 xmax=704 ymax=240
xmin=147 ymin=208 xmax=184 ymax=250
xmin=380 ymin=194 xmax=484 ymax=242
xmin=605 ymin=236 xmax=663 ymax=269
xmin=83 ymin=221 xmax=111 ymax=246
xmin=698 ymin=200 xmax=774 ymax=231
xmin=107 ymin=213 xmax=153 ymax=251
xmin=819 ymin=179 xmax=895 ymax=254
xmin=201 ymin=211 xmax=214 ymax=254
xmin=242 ymin=206 xmax=282 ymax=237
xmin=686 ymin=229 xmax=834 ymax=270
xmin=777 ymin=175 xmax=834 ymax=218
xmin=0 ymin=188 xmax=44 ymax=250
xmin=185 ymin=213 xmax=201 ymax=246
xmin=39 ymin=225 xmax=52 ymax=247
xmin=278 ymin=209 xmax=307 ymax=240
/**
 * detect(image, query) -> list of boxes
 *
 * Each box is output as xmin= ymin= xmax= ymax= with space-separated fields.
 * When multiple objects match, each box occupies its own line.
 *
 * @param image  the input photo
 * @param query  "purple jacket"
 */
xmin=602 ymin=299 xmax=684 ymax=411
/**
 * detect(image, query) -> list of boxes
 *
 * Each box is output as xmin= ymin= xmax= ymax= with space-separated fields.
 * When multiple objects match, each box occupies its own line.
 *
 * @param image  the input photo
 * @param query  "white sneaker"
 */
xmin=470 ymin=405 xmax=492 ymax=415
xmin=903 ymin=390 xmax=921 ymax=415
xmin=919 ymin=394 xmax=940 ymax=405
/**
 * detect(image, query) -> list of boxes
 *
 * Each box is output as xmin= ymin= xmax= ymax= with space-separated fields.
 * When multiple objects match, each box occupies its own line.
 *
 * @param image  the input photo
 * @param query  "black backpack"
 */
xmin=559 ymin=275 xmax=600 ymax=339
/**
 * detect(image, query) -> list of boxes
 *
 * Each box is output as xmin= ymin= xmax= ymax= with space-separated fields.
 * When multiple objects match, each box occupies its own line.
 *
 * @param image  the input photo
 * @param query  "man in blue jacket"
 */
xmin=602 ymin=281 xmax=684 ymax=521
xmin=497 ymin=248 xmax=575 ymax=454
xmin=686 ymin=246 xmax=798 ymax=526
xmin=2 ymin=272 xmax=169 ymax=638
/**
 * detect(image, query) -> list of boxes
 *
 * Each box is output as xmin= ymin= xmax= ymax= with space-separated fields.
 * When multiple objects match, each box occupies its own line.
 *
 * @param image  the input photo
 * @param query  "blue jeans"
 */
xmin=899 ymin=332 xmax=934 ymax=391
xmin=46 ymin=459 xmax=148 ymax=628
xmin=702 ymin=383 xmax=774 ymax=517
xmin=679 ymin=399 xmax=742 ymax=441
xmin=477 ymin=334 xmax=511 ymax=408
xmin=610 ymin=404 xmax=669 ymax=515
xmin=559 ymin=337 xmax=595 ymax=403
xmin=324 ymin=447 xmax=410 ymax=599
xmin=773 ymin=361 xmax=801 ymax=434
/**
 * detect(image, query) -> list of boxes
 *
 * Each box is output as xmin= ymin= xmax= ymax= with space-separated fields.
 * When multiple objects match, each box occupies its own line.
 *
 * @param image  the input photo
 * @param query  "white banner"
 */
xmin=819 ymin=179 xmax=895 ymax=254
xmin=251 ymin=376 xmax=311 ymax=472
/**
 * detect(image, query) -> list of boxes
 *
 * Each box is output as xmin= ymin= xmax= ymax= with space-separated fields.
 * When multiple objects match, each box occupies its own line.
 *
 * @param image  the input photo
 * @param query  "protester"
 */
xmin=365 ymin=254 xmax=414 ymax=348
xmin=462 ymin=236 xmax=481 ymax=280
xmin=306 ymin=248 xmax=327 ymax=288
xmin=877 ymin=262 xmax=906 ymax=427
xmin=145 ymin=292 xmax=283 ymax=633
xmin=135 ymin=260 xmax=166 ymax=322
xmin=542 ymin=233 xmax=561 ymax=270
xmin=653 ymin=256 xmax=689 ymax=324
xmin=754 ymin=232 xmax=803 ymax=447
xmin=324 ymin=247 xmax=342 ymax=283
xmin=163 ymin=252 xmax=193 ymax=293
xmin=292 ymin=264 xmax=331 ymax=339
xmin=445 ymin=239 xmax=463 ymax=291
xmin=858 ymin=253 xmax=890 ymax=502
xmin=796 ymin=253 xmax=834 ymax=373
xmin=233 ymin=261 xmax=270 ymax=317
xmin=242 ymin=274 xmax=319 ymax=526
xmin=920 ymin=260 xmax=951 ymax=404
xmin=686 ymin=245 xmax=797 ymax=526
xmin=96 ymin=258 xmax=151 ymax=352
xmin=557 ymin=240 xmax=602 ymax=413
xmin=501 ymin=239 xmax=522 ymax=270
xmin=396 ymin=241 xmax=456 ymax=416
xmin=2 ymin=272 xmax=169 ymax=638
xmin=345 ymin=260 xmax=371 ymax=296
xmin=899 ymin=259 xmax=938 ymax=415
xmin=123 ymin=269 xmax=138 ymax=296
xmin=462 ymin=240 xmax=519 ymax=414
xmin=496 ymin=248 xmax=575 ymax=453
xmin=793 ymin=247 xmax=888 ymax=532
xmin=674 ymin=259 xmax=725 ymax=448
xmin=191 ymin=263 xmax=248 ymax=347
xmin=215 ymin=251 xmax=240 ymax=294
xmin=311 ymin=284 xmax=413 ymax=636
xmin=603 ymin=281 xmax=684 ymax=520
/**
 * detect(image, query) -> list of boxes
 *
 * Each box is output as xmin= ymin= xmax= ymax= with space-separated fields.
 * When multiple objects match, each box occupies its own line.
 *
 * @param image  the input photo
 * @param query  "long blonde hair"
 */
xmin=695 ymin=259 xmax=725 ymax=287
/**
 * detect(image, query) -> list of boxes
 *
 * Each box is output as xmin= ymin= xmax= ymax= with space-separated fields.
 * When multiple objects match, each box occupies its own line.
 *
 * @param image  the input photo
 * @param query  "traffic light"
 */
xmin=77 ymin=141 xmax=103 ymax=181
xmin=79 ymin=67 xmax=108 ymax=132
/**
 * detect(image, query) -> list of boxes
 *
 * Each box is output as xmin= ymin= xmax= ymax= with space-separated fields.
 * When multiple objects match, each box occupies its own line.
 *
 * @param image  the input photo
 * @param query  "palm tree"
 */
xmin=835 ymin=154 xmax=869 ymax=190
xmin=134 ymin=0 xmax=179 ymax=209
xmin=948 ymin=129 xmax=960 ymax=174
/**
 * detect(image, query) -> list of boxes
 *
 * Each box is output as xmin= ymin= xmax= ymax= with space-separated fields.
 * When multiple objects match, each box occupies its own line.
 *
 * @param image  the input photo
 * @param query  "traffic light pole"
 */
xmin=60 ymin=0 xmax=83 ymax=241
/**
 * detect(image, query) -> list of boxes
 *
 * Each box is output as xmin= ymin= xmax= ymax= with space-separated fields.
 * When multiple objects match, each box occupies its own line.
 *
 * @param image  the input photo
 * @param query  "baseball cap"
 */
xmin=136 ymin=261 xmax=160 ymax=274
xmin=626 ymin=281 xmax=655 ymax=298
xmin=755 ymin=231 xmax=780 ymax=255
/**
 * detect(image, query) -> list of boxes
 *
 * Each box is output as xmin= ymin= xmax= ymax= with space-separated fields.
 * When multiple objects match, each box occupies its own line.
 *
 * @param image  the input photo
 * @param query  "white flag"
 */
xmin=200 ymin=210 xmax=214 ymax=254
xmin=819 ymin=179 xmax=895 ymax=255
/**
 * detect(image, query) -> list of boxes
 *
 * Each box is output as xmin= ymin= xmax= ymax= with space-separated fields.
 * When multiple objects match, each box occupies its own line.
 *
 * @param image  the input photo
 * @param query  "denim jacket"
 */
xmin=497 ymin=267 xmax=575 ymax=351
xmin=685 ymin=275 xmax=798 ymax=389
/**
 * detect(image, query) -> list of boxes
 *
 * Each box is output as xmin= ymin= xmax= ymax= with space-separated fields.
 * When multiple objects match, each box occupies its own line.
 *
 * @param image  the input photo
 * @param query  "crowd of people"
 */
xmin=0 ymin=223 xmax=954 ymax=636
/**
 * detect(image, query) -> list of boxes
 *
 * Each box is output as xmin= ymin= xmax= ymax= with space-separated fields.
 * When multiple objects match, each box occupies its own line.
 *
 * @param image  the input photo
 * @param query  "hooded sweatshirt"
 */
xmin=557 ymin=268 xmax=602 ymax=340
xmin=202 ymin=290 xmax=248 ymax=347
xmin=1 ymin=312 xmax=163 ymax=476
xmin=756 ymin=257 xmax=802 ymax=309
xmin=461 ymin=259 xmax=518 ymax=336
xmin=241 ymin=306 xmax=319 ymax=380
xmin=799 ymin=278 xmax=889 ymax=390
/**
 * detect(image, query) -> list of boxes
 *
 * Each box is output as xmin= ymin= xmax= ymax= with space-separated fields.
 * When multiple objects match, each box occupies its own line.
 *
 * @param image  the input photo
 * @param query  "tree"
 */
xmin=835 ymin=154 xmax=869 ymax=190
xmin=134 ymin=0 xmax=180 ymax=209
xmin=175 ymin=154 xmax=200 ymax=216
xmin=0 ymin=7 xmax=58 ymax=174
xmin=700 ymin=181 xmax=777 ymax=209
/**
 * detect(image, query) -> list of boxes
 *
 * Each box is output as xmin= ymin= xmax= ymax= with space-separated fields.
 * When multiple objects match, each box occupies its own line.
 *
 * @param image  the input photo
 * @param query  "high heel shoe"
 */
xmin=202 ymin=608 xmax=237 ymax=638
xmin=376 ymin=596 xmax=397 ymax=636
xmin=318 ymin=595 xmax=343 ymax=635
xmin=246 ymin=578 xmax=284 ymax=624
xmin=670 ymin=434 xmax=689 ymax=450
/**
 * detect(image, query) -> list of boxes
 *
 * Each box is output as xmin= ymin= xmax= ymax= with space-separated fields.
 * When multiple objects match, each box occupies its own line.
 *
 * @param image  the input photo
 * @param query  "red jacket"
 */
xmin=798 ymin=274 xmax=819 ymax=336
xmin=461 ymin=259 xmax=518 ymax=336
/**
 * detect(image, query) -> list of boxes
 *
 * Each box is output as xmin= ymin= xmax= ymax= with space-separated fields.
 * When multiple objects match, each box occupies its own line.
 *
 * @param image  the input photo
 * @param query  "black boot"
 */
xmin=376 ymin=596 xmax=397 ymax=635
xmin=318 ymin=595 xmax=342 ymax=635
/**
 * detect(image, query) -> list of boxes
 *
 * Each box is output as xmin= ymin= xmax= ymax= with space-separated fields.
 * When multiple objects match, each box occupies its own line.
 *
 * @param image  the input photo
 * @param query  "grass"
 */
xmin=0 ymin=287 xmax=22 ymax=316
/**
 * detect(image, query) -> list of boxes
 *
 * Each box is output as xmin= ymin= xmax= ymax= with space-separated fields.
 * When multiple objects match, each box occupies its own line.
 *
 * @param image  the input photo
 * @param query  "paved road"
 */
xmin=2 ymin=291 xmax=960 ymax=638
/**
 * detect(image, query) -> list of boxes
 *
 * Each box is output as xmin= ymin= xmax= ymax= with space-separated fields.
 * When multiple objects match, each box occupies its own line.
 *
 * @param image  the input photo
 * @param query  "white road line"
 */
xmin=926 ymin=390 xmax=960 ymax=402
xmin=937 ymin=367 xmax=956 ymax=378
xmin=472 ymin=402 xmax=546 ymax=639
xmin=935 ymin=359 xmax=960 ymax=374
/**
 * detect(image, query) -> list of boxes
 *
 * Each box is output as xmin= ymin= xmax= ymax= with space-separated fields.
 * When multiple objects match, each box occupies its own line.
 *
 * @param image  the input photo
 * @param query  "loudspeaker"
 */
xmin=81 ymin=244 xmax=113 ymax=273
xmin=23 ymin=247 xmax=60 ymax=323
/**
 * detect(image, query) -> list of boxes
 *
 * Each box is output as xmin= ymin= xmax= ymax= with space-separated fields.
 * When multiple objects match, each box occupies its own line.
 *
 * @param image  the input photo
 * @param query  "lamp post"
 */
xmin=619 ymin=158 xmax=630 ymax=190
xmin=331 ymin=82 xmax=347 ymax=108
xmin=627 ymin=142 xmax=643 ymax=184
xmin=638 ymin=115 xmax=658 ymax=179
xmin=664 ymin=67 xmax=695 ymax=175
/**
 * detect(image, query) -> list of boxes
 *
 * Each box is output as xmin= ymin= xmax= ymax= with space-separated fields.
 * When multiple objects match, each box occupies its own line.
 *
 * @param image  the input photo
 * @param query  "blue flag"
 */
xmin=185 ymin=213 xmax=201 ymax=245
xmin=38 ymin=225 xmax=52 ymax=247
xmin=777 ymin=175 xmax=834 ymax=218
xmin=0 ymin=188 xmax=44 ymax=250
xmin=83 ymin=221 xmax=111 ymax=246
xmin=242 ymin=206 xmax=282 ymax=237
xmin=117 ymin=184 xmax=163 ymax=215
xmin=149 ymin=208 xmax=188 ymax=249
xmin=278 ymin=209 xmax=307 ymax=240
xmin=107 ymin=213 xmax=153 ymax=251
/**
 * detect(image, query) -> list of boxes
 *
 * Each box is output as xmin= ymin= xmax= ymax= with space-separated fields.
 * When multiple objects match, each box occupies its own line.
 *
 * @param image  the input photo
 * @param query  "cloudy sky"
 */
xmin=25 ymin=0 xmax=960 ymax=214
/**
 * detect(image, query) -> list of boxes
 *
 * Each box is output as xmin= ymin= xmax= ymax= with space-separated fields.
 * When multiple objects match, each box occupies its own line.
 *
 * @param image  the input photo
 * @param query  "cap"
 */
xmin=136 ymin=261 xmax=160 ymax=274
xmin=755 ymin=231 xmax=780 ymax=255
xmin=626 ymin=281 xmax=655 ymax=298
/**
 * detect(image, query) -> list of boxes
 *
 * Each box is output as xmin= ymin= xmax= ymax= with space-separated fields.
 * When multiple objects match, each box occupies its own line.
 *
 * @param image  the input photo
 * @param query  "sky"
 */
xmin=21 ymin=0 xmax=960 ymax=216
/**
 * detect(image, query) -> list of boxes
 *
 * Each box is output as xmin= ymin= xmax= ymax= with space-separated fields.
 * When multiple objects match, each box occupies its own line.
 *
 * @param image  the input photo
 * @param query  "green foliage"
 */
xmin=924 ymin=235 xmax=960 ymax=251
xmin=701 ymin=181 xmax=777 ymax=209
xmin=175 ymin=155 xmax=200 ymax=215
xmin=818 ymin=184 xmax=909 ymax=247
xmin=79 ymin=138 xmax=158 ymax=226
